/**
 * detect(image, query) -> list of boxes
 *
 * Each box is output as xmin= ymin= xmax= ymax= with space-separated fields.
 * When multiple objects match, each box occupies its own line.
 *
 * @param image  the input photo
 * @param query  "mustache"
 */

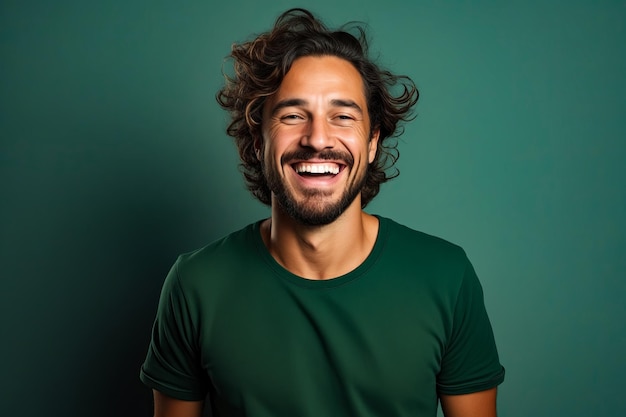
xmin=281 ymin=150 xmax=354 ymax=167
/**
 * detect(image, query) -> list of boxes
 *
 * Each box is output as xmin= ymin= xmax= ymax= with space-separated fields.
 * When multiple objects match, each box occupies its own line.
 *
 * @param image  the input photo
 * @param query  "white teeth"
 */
xmin=295 ymin=163 xmax=340 ymax=175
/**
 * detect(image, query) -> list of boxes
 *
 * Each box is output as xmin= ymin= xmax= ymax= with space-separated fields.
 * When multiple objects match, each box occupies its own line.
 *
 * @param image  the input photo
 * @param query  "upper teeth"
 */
xmin=295 ymin=163 xmax=340 ymax=174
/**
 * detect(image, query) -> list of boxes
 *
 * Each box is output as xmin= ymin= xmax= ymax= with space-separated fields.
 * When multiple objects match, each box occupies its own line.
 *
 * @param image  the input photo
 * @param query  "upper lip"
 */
xmin=290 ymin=159 xmax=346 ymax=168
xmin=289 ymin=157 xmax=347 ymax=165
xmin=290 ymin=159 xmax=345 ymax=164
xmin=282 ymin=150 xmax=353 ymax=168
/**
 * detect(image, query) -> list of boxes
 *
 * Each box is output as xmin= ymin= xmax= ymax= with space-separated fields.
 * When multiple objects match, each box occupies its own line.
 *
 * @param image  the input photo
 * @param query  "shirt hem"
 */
xmin=140 ymin=368 xmax=207 ymax=402
xmin=437 ymin=366 xmax=505 ymax=395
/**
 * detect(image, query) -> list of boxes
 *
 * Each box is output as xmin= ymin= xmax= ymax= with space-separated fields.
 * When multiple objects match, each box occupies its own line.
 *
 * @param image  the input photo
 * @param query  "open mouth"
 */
xmin=293 ymin=162 xmax=343 ymax=177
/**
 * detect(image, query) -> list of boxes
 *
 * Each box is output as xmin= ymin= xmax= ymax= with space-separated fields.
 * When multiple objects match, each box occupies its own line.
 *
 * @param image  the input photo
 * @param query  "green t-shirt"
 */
xmin=140 ymin=216 xmax=504 ymax=416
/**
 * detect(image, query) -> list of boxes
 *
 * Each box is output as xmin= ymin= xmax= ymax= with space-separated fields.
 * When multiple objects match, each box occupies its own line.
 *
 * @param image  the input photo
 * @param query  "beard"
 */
xmin=263 ymin=149 xmax=367 ymax=226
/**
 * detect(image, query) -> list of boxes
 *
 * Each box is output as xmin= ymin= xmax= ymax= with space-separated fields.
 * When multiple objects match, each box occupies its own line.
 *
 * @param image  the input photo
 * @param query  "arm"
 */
xmin=440 ymin=387 xmax=498 ymax=417
xmin=153 ymin=390 xmax=204 ymax=417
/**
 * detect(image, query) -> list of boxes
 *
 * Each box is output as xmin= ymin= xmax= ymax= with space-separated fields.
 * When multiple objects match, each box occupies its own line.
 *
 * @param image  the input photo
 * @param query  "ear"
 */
xmin=368 ymin=129 xmax=380 ymax=164
xmin=253 ymin=135 xmax=263 ymax=161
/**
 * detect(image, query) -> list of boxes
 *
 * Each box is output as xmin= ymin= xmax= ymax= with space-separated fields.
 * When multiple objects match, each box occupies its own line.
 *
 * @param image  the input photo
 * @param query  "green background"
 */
xmin=2 ymin=1 xmax=624 ymax=416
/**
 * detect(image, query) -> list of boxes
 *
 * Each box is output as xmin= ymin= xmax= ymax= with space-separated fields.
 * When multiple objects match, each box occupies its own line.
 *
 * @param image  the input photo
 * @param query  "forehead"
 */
xmin=272 ymin=55 xmax=367 ymax=104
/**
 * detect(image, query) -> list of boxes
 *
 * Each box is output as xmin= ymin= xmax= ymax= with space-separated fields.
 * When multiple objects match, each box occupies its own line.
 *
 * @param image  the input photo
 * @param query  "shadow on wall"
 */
xmin=3 ymin=119 xmax=227 ymax=416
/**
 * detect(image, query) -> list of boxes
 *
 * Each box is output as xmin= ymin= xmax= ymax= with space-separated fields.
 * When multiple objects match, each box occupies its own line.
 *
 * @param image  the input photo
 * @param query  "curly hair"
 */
xmin=216 ymin=8 xmax=419 ymax=207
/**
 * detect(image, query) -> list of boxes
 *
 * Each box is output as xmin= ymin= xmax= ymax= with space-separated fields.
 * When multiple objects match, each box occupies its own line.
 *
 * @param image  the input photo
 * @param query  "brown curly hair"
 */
xmin=216 ymin=8 xmax=419 ymax=207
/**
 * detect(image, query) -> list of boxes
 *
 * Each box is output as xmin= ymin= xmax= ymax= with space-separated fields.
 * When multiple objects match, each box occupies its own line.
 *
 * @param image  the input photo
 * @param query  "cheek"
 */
xmin=260 ymin=129 xmax=278 ymax=162
xmin=264 ymin=125 xmax=304 ymax=161
xmin=261 ymin=139 xmax=285 ymax=170
xmin=356 ymin=131 xmax=378 ymax=165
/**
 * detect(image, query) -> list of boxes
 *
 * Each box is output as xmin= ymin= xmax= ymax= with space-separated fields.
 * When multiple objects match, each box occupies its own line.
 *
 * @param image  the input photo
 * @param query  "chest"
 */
xmin=197 ymin=275 xmax=453 ymax=415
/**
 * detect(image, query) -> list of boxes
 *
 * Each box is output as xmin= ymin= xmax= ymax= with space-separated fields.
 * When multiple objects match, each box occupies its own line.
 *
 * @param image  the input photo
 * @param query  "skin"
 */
xmin=440 ymin=388 xmax=498 ymax=417
xmin=152 ymin=55 xmax=498 ymax=416
xmin=152 ymin=392 xmax=203 ymax=417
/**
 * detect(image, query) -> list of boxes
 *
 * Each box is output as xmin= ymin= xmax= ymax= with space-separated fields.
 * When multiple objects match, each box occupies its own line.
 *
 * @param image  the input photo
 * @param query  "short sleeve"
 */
xmin=436 ymin=257 xmax=505 ymax=395
xmin=140 ymin=258 xmax=209 ymax=400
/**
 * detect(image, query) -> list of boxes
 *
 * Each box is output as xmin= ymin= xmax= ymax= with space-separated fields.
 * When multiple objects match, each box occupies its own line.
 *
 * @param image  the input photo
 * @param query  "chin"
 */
xmin=278 ymin=192 xmax=360 ymax=226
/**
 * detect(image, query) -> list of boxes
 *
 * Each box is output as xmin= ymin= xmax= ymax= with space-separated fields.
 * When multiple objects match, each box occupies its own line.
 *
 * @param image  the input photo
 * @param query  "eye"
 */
xmin=280 ymin=114 xmax=306 ymax=124
xmin=333 ymin=114 xmax=356 ymax=125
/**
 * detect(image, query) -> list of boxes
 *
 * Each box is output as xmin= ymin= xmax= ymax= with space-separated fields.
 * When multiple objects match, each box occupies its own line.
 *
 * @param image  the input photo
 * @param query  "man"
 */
xmin=140 ymin=8 xmax=504 ymax=417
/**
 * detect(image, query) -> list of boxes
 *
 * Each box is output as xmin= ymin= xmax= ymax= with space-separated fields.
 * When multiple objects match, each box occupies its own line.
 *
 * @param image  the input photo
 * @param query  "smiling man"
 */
xmin=140 ymin=8 xmax=504 ymax=417
xmin=261 ymin=55 xmax=377 ymax=229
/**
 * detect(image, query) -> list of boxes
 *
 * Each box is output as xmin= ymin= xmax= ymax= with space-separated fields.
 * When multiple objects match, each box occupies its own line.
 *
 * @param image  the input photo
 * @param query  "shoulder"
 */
xmin=171 ymin=221 xmax=263 ymax=289
xmin=372 ymin=216 xmax=476 ymax=299
xmin=379 ymin=216 xmax=468 ymax=264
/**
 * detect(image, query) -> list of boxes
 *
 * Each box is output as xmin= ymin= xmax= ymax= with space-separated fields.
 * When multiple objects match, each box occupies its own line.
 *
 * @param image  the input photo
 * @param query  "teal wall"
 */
xmin=2 ymin=1 xmax=624 ymax=416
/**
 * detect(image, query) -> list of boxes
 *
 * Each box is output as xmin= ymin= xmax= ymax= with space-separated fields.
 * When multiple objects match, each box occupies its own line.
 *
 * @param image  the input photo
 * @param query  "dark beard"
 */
xmin=264 ymin=150 xmax=366 ymax=226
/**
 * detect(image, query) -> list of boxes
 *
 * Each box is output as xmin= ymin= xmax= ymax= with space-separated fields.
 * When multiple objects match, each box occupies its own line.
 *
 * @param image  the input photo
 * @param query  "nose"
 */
xmin=300 ymin=117 xmax=335 ymax=151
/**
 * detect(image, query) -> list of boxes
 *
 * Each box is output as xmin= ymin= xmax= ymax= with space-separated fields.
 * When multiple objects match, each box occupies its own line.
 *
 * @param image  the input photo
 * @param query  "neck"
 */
xmin=261 ymin=198 xmax=379 ymax=280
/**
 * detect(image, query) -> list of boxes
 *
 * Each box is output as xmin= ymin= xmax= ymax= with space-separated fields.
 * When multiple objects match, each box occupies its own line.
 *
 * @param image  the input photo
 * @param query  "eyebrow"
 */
xmin=270 ymin=98 xmax=306 ymax=116
xmin=331 ymin=99 xmax=364 ymax=115
xmin=269 ymin=98 xmax=364 ymax=116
